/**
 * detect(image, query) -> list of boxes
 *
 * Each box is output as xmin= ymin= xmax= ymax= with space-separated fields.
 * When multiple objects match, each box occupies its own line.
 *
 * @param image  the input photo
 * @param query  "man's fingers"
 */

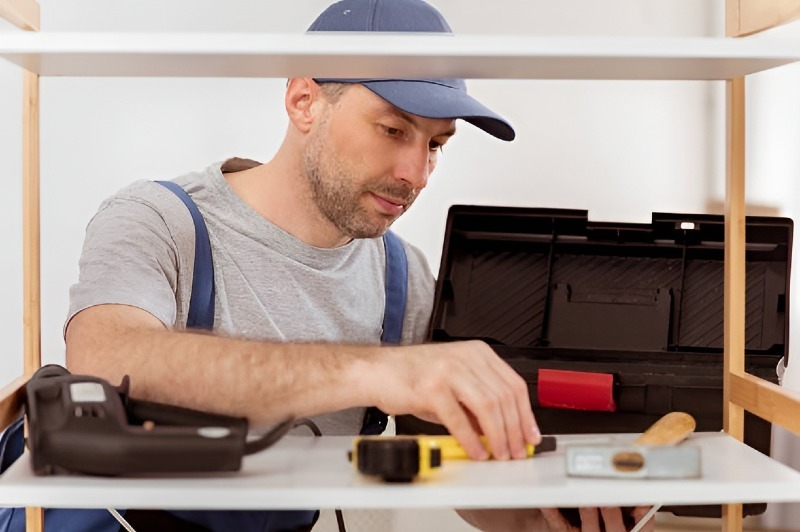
xmin=482 ymin=349 xmax=540 ymax=446
xmin=455 ymin=379 xmax=511 ymax=460
xmin=426 ymin=344 xmax=512 ymax=460
xmin=577 ymin=507 xmax=602 ymax=532
xmin=539 ymin=508 xmax=576 ymax=532
xmin=457 ymin=341 xmax=538 ymax=460
xmin=435 ymin=396 xmax=488 ymax=460
xmin=498 ymin=360 xmax=539 ymax=453
xmin=472 ymin=357 xmax=529 ymax=459
xmin=598 ymin=507 xmax=626 ymax=532
xmin=512 ymin=371 xmax=540 ymax=446
xmin=387 ymin=340 xmax=539 ymax=462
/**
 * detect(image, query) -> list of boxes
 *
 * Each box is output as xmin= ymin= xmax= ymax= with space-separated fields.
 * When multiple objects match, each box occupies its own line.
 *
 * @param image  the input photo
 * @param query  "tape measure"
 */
xmin=349 ymin=435 xmax=556 ymax=482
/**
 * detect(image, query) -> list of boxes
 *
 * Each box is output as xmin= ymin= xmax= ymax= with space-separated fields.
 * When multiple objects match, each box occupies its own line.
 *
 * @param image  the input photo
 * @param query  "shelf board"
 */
xmin=3 ymin=433 xmax=800 ymax=510
xmin=0 ymin=33 xmax=799 ymax=79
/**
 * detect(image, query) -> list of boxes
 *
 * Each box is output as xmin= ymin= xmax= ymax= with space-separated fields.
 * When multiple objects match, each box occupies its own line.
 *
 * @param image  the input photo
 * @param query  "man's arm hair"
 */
xmin=66 ymin=304 xmax=376 ymax=426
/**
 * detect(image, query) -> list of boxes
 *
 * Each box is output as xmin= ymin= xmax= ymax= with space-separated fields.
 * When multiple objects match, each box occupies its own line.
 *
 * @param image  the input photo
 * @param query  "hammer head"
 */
xmin=566 ymin=445 xmax=701 ymax=479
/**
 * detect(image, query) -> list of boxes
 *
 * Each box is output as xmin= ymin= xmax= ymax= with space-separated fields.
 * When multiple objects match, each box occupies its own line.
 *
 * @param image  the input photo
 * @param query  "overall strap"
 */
xmin=361 ymin=230 xmax=408 ymax=435
xmin=0 ymin=182 xmax=218 ymax=532
xmin=0 ymin=417 xmax=24 ymax=474
xmin=155 ymin=181 xmax=216 ymax=330
xmin=380 ymin=230 xmax=408 ymax=344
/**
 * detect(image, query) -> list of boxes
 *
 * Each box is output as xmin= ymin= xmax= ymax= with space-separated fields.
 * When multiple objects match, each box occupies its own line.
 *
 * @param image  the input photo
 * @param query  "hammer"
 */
xmin=566 ymin=412 xmax=701 ymax=479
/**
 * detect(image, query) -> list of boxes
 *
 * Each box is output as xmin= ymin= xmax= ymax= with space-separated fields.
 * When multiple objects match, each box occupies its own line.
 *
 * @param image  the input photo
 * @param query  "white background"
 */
xmin=1 ymin=0 xmax=799 ymax=529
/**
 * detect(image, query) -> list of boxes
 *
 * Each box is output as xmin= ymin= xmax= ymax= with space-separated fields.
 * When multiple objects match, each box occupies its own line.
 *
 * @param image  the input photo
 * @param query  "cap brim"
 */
xmin=356 ymin=80 xmax=515 ymax=141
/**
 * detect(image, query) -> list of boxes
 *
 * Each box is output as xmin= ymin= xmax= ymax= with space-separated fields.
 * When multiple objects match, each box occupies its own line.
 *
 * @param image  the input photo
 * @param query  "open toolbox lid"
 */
xmin=427 ymin=206 xmax=792 ymax=441
xmin=430 ymin=206 xmax=791 ymax=358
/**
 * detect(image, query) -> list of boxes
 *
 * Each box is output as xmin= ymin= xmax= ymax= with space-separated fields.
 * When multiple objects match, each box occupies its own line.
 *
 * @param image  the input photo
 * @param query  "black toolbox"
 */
xmin=398 ymin=205 xmax=792 ymax=518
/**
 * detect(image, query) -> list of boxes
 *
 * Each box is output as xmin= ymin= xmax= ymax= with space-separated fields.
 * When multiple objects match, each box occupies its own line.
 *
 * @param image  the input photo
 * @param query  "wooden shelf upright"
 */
xmin=2 ymin=2 xmax=800 ymax=532
xmin=0 ymin=0 xmax=42 ymax=530
xmin=723 ymin=1 xmax=800 ymax=530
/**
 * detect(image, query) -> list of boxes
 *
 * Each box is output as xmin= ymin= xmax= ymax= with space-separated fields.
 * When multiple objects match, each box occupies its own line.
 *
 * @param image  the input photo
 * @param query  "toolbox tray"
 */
xmin=399 ymin=205 xmax=792 ymax=518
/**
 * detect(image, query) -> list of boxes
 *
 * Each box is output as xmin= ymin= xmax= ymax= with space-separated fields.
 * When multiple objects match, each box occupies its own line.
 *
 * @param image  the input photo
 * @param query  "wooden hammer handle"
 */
xmin=633 ymin=412 xmax=696 ymax=446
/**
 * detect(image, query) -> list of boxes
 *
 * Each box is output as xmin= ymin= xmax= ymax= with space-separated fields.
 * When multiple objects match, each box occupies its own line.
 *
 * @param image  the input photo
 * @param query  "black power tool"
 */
xmin=24 ymin=364 xmax=289 ymax=476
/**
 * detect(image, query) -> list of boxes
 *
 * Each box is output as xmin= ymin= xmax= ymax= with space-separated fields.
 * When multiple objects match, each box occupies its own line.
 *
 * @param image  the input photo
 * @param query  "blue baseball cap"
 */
xmin=308 ymin=0 xmax=515 ymax=141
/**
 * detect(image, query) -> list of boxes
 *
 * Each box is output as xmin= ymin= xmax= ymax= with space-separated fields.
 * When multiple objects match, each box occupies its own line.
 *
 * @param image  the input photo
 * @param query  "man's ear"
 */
xmin=285 ymin=78 xmax=324 ymax=133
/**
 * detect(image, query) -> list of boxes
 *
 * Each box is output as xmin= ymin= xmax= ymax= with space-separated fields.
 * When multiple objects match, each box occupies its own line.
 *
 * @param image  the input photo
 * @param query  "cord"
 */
xmin=243 ymin=418 xmax=294 ymax=455
xmin=629 ymin=504 xmax=661 ymax=532
xmin=335 ymin=508 xmax=347 ymax=532
xmin=107 ymin=508 xmax=137 ymax=532
xmin=292 ymin=418 xmax=322 ymax=436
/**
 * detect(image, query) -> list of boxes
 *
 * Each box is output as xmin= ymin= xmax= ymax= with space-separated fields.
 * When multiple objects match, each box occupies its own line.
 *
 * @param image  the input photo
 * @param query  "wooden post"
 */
xmin=727 ymin=0 xmax=800 ymax=36
xmin=723 ymin=76 xmax=747 ymax=443
xmin=723 ymin=5 xmax=746 ymax=532
xmin=23 ymin=70 xmax=41 ymax=379
xmin=22 ymin=66 xmax=43 ymax=532
xmin=0 ymin=0 xmax=39 ymax=30
xmin=722 ymin=74 xmax=746 ymax=532
xmin=25 ymin=509 xmax=43 ymax=532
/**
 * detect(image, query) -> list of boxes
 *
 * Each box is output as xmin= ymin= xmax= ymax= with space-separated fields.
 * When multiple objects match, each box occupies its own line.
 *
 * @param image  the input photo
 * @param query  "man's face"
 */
xmin=302 ymin=84 xmax=456 ymax=239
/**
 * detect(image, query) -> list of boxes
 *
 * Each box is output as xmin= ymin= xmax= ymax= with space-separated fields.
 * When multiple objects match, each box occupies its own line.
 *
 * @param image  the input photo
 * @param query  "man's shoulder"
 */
xmin=90 ymin=164 xmax=219 ymax=243
xmin=98 ymin=162 xmax=223 ymax=213
xmin=95 ymin=179 xmax=172 ymax=217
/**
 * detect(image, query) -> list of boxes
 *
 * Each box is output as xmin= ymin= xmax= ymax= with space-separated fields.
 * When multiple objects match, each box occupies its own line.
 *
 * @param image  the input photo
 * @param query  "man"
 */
xmin=67 ymin=2 xmax=534 ymax=472
xmin=8 ymin=0 xmax=653 ymax=530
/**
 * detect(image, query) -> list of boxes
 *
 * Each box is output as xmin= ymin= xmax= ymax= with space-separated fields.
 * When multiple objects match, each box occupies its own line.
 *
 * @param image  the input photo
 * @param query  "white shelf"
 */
xmin=0 ymin=33 xmax=799 ymax=79
xmin=2 ymin=433 xmax=800 ymax=510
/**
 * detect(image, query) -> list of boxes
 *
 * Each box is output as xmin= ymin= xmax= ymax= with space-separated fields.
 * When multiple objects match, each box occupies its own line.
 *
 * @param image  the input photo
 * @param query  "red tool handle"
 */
xmin=537 ymin=368 xmax=616 ymax=412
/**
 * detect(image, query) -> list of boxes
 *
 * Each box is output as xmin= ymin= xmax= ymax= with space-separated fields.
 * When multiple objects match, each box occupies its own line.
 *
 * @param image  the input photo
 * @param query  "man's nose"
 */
xmin=394 ymin=143 xmax=431 ymax=190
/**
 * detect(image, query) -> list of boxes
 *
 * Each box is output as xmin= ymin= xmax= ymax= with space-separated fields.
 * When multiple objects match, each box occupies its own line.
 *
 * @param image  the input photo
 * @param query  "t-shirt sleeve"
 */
xmin=66 ymin=194 xmax=182 ymax=334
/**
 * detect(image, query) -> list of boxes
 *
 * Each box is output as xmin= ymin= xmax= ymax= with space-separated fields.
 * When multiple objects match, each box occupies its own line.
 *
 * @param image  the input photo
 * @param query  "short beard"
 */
xmin=302 ymin=117 xmax=415 ymax=240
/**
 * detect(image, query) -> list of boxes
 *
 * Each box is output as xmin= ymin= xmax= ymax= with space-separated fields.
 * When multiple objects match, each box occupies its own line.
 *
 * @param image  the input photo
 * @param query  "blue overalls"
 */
xmin=0 ymin=180 xmax=408 ymax=532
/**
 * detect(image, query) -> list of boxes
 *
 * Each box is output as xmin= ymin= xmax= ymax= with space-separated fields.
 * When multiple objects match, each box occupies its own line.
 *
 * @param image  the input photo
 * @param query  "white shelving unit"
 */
xmin=2 ymin=433 xmax=800 ymax=511
xmin=0 ymin=33 xmax=797 ymax=79
xmin=2 ymin=1 xmax=800 ymax=531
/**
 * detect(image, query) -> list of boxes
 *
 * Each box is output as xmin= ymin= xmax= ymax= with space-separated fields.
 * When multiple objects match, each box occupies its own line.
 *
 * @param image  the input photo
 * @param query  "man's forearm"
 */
xmin=65 ymin=305 xmax=377 ymax=425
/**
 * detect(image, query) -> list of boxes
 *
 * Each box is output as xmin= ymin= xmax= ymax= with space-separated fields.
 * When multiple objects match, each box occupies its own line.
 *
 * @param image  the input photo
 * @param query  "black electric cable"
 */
xmin=335 ymin=509 xmax=347 ymax=532
xmin=292 ymin=418 xmax=322 ymax=436
xmin=243 ymin=418 xmax=294 ymax=455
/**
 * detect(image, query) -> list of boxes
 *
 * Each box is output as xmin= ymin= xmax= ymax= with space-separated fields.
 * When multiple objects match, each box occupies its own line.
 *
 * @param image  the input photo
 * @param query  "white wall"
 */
xmin=0 ymin=0 xmax=721 ymax=386
xmin=13 ymin=1 xmax=800 ymax=530
xmin=0 ymin=16 xmax=24 ymax=385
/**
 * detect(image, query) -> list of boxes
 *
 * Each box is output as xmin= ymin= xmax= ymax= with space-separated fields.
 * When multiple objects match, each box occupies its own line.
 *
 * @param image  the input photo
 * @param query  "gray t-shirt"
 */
xmin=67 ymin=158 xmax=435 ymax=434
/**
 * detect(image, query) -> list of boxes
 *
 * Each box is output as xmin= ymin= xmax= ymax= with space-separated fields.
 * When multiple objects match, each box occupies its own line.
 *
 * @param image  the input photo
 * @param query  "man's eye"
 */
xmin=429 ymin=140 xmax=443 ymax=152
xmin=383 ymin=126 xmax=403 ymax=137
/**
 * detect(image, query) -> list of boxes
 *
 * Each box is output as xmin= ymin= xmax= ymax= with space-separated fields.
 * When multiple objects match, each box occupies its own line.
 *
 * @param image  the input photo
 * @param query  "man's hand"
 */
xmin=457 ymin=507 xmax=656 ymax=532
xmin=371 ymin=340 xmax=540 ymax=461
xmin=539 ymin=507 xmax=655 ymax=532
